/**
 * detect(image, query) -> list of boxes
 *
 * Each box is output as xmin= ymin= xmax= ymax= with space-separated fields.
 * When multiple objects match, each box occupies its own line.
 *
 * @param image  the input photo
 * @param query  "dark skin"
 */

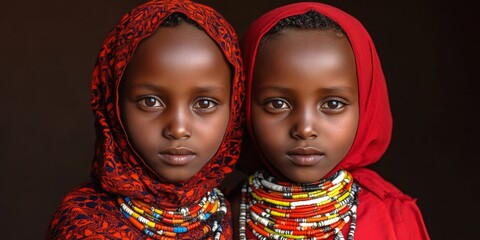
xmin=252 ymin=28 xmax=359 ymax=183
xmin=232 ymin=28 xmax=358 ymax=238
xmin=120 ymin=22 xmax=231 ymax=183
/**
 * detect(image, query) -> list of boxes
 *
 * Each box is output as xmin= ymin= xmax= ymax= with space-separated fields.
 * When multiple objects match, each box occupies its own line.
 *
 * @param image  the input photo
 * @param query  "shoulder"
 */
xmin=51 ymin=181 xmax=118 ymax=215
xmin=46 ymin=181 xmax=140 ymax=239
xmin=352 ymin=168 xmax=430 ymax=240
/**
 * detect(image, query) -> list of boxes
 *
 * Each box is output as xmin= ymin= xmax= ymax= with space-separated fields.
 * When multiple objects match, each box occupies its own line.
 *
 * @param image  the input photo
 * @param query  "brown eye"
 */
xmin=144 ymin=97 xmax=157 ymax=107
xmin=327 ymin=100 xmax=340 ymax=109
xmin=138 ymin=96 xmax=163 ymax=108
xmin=198 ymin=99 xmax=211 ymax=109
xmin=272 ymin=100 xmax=285 ymax=109
xmin=267 ymin=99 xmax=289 ymax=109
xmin=263 ymin=98 xmax=290 ymax=113
xmin=193 ymin=98 xmax=218 ymax=113
xmin=321 ymin=99 xmax=345 ymax=110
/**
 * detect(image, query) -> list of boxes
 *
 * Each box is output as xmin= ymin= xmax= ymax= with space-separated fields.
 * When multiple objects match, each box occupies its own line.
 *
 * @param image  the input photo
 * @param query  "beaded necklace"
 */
xmin=118 ymin=188 xmax=227 ymax=240
xmin=239 ymin=170 xmax=359 ymax=240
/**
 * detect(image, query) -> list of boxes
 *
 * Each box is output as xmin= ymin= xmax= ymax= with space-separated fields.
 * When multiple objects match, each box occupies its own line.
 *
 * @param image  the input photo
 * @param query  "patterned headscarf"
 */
xmin=91 ymin=0 xmax=244 ymax=208
xmin=241 ymin=2 xmax=393 ymax=196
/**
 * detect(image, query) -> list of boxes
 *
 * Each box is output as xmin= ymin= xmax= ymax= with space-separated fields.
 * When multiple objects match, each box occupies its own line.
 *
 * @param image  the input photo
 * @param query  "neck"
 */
xmin=239 ymin=169 xmax=360 ymax=240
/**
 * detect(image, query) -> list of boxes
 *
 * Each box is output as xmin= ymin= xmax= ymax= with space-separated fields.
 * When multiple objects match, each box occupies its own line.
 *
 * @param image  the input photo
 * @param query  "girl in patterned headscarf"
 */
xmin=235 ymin=2 xmax=429 ymax=239
xmin=47 ymin=1 xmax=244 ymax=239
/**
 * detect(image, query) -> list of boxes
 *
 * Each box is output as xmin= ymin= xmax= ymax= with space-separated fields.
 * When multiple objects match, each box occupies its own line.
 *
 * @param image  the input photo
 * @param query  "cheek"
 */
xmin=121 ymin=105 xmax=138 ymax=139
xmin=251 ymin=111 xmax=285 ymax=156
xmin=121 ymin=105 xmax=158 ymax=151
xmin=199 ymin=109 xmax=230 ymax=150
xmin=331 ymin=116 xmax=358 ymax=158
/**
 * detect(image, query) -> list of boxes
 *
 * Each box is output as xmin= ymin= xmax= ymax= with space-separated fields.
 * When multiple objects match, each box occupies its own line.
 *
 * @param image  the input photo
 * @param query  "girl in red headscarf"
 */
xmin=235 ymin=2 xmax=429 ymax=239
xmin=46 ymin=1 xmax=244 ymax=239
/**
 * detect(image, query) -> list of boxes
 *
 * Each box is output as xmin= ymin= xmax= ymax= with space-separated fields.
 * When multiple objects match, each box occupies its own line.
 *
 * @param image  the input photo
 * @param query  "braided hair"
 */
xmin=262 ymin=10 xmax=345 ymax=43
xmin=161 ymin=12 xmax=202 ymax=29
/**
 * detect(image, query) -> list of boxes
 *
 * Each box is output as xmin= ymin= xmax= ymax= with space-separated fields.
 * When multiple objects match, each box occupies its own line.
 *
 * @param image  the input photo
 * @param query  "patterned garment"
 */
xmin=47 ymin=1 xmax=245 ymax=239
xmin=240 ymin=2 xmax=430 ymax=239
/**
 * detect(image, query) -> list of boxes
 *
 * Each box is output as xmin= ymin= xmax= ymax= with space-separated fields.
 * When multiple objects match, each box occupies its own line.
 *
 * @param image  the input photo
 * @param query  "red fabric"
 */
xmin=47 ymin=1 xmax=245 ymax=239
xmin=241 ymin=2 xmax=429 ymax=239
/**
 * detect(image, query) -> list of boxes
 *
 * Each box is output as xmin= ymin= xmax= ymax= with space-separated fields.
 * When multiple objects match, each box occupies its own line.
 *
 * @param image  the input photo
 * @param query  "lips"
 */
xmin=159 ymin=147 xmax=196 ymax=166
xmin=287 ymin=147 xmax=324 ymax=166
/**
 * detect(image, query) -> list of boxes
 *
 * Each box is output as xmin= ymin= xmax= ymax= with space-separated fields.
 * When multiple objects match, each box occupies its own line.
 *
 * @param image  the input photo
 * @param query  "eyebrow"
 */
xmin=194 ymin=86 xmax=230 ymax=93
xmin=131 ymin=83 xmax=161 ymax=91
xmin=254 ymin=86 xmax=291 ymax=93
xmin=321 ymin=86 xmax=356 ymax=94
xmin=255 ymin=85 xmax=355 ymax=94
xmin=131 ymin=83 xmax=229 ymax=93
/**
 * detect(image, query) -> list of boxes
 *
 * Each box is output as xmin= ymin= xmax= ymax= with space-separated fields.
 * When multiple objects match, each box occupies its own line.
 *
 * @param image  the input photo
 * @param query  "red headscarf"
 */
xmin=91 ymin=0 xmax=244 ymax=207
xmin=241 ymin=2 xmax=429 ymax=239
xmin=47 ymin=1 xmax=244 ymax=239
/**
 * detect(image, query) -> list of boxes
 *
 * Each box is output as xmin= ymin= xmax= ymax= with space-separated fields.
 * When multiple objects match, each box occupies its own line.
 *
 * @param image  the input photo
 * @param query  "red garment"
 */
xmin=46 ymin=1 xmax=245 ymax=239
xmin=241 ymin=2 xmax=429 ymax=239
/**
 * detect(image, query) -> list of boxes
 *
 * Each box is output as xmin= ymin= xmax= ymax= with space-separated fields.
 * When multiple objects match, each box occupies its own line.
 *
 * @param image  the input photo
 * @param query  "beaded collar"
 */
xmin=118 ymin=188 xmax=227 ymax=240
xmin=239 ymin=170 xmax=359 ymax=240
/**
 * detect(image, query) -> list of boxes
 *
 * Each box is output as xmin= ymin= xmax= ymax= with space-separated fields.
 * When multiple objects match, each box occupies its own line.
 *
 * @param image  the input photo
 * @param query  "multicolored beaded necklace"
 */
xmin=239 ymin=170 xmax=359 ymax=240
xmin=118 ymin=188 xmax=227 ymax=240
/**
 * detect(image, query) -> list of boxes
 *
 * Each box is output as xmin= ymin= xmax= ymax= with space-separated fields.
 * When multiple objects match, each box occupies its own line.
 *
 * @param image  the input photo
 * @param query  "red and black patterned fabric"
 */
xmin=46 ymin=1 xmax=244 ymax=239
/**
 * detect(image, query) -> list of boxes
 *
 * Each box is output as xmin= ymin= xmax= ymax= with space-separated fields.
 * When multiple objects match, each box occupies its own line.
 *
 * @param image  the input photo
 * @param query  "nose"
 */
xmin=290 ymin=107 xmax=318 ymax=140
xmin=162 ymin=107 xmax=191 ymax=140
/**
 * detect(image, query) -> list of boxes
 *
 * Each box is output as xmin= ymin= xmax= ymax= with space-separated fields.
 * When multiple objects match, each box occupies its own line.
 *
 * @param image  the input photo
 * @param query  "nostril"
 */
xmin=162 ymin=123 xmax=192 ymax=140
xmin=290 ymin=126 xmax=318 ymax=140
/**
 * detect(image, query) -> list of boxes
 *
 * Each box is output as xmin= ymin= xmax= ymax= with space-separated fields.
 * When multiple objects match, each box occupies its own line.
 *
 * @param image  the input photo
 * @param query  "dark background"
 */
xmin=0 ymin=0 xmax=477 ymax=239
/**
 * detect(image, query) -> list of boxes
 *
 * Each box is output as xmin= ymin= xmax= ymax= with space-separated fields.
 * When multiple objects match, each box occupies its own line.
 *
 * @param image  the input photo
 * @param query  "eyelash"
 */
xmin=321 ymin=99 xmax=346 ymax=112
xmin=192 ymin=98 xmax=220 ymax=113
xmin=138 ymin=96 xmax=164 ymax=110
xmin=136 ymin=96 xmax=220 ymax=113
xmin=262 ymin=98 xmax=348 ymax=113
xmin=263 ymin=98 xmax=291 ymax=113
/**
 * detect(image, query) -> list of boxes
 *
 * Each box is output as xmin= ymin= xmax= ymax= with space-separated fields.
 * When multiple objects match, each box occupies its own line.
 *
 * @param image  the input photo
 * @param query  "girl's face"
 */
xmin=120 ymin=23 xmax=231 ymax=182
xmin=251 ymin=29 xmax=358 ymax=183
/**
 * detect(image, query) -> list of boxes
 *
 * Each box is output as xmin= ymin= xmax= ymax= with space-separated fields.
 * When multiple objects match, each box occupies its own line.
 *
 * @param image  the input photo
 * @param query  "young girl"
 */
xmin=236 ymin=2 xmax=429 ymax=239
xmin=46 ymin=1 xmax=244 ymax=239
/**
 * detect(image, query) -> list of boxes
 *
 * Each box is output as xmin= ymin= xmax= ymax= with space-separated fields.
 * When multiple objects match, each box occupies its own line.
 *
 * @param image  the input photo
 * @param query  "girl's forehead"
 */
xmin=255 ymin=30 xmax=355 ymax=74
xmin=252 ymin=29 xmax=357 ymax=96
xmin=121 ymin=25 xmax=231 ymax=91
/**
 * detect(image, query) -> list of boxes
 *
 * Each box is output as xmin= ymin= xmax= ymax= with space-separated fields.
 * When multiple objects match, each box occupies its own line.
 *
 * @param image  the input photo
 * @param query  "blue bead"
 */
xmin=120 ymin=209 xmax=130 ymax=218
xmin=143 ymin=228 xmax=154 ymax=236
xmin=173 ymin=227 xmax=187 ymax=233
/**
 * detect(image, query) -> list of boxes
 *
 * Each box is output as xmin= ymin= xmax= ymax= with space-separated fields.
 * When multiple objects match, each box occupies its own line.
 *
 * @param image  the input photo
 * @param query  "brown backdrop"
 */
xmin=0 ymin=0 xmax=476 ymax=239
